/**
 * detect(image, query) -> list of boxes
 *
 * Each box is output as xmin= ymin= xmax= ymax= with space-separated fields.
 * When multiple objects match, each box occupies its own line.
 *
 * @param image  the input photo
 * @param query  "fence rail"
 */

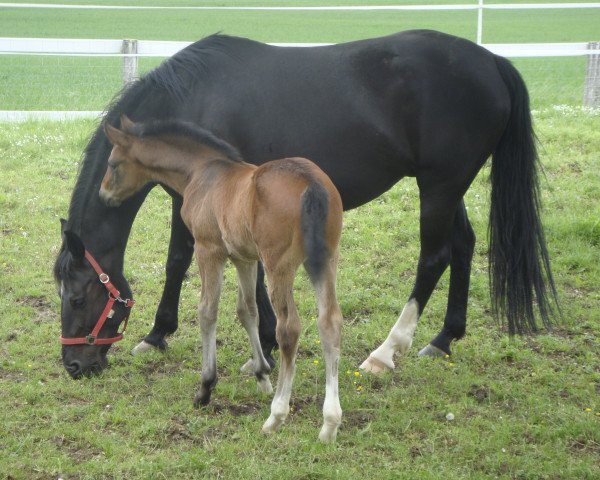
xmin=2 ymin=2 xmax=600 ymax=10
xmin=1 ymin=37 xmax=598 ymax=58
xmin=0 ymin=37 xmax=599 ymax=120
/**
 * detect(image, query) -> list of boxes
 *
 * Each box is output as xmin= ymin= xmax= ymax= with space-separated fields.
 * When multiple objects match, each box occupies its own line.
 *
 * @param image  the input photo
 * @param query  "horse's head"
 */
xmin=99 ymin=116 xmax=151 ymax=207
xmin=54 ymin=221 xmax=133 ymax=379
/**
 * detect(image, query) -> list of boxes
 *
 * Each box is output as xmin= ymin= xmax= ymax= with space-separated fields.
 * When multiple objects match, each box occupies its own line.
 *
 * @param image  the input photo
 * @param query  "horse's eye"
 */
xmin=70 ymin=297 xmax=86 ymax=309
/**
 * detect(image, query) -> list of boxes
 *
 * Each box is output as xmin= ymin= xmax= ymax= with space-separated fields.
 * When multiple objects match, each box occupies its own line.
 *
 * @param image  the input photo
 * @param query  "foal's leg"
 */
xmin=312 ymin=253 xmax=343 ymax=443
xmin=419 ymin=201 xmax=475 ymax=357
xmin=262 ymin=266 xmax=300 ymax=435
xmin=231 ymin=259 xmax=273 ymax=394
xmin=193 ymin=248 xmax=226 ymax=407
xmin=134 ymin=194 xmax=194 ymax=354
xmin=361 ymin=188 xmax=461 ymax=373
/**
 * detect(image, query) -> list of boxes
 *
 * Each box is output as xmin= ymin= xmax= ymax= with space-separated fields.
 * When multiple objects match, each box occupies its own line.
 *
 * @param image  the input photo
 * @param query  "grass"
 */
xmin=0 ymin=108 xmax=599 ymax=478
xmin=0 ymin=1 xmax=599 ymax=111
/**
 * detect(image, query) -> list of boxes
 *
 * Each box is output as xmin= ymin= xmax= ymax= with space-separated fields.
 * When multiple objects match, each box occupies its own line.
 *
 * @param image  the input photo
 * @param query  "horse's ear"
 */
xmin=120 ymin=114 xmax=135 ymax=131
xmin=104 ymin=122 xmax=132 ymax=149
xmin=63 ymin=230 xmax=86 ymax=260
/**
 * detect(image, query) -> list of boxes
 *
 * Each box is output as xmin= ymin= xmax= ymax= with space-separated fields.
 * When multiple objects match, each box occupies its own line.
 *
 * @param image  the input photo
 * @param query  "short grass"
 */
xmin=0 ymin=0 xmax=599 ymax=111
xmin=0 ymin=108 xmax=599 ymax=479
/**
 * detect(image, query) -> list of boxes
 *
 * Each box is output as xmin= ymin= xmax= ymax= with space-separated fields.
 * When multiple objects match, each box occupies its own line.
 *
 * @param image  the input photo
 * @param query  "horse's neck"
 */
xmin=70 ymin=137 xmax=149 ymax=266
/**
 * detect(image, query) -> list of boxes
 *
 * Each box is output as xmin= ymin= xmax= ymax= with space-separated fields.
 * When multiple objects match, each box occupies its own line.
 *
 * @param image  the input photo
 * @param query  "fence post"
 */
xmin=122 ymin=39 xmax=138 ymax=86
xmin=584 ymin=42 xmax=600 ymax=108
xmin=476 ymin=0 xmax=483 ymax=45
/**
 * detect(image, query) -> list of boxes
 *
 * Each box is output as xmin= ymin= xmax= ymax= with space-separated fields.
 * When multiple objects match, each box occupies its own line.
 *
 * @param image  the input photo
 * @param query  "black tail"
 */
xmin=301 ymin=182 xmax=330 ymax=284
xmin=489 ymin=56 xmax=558 ymax=334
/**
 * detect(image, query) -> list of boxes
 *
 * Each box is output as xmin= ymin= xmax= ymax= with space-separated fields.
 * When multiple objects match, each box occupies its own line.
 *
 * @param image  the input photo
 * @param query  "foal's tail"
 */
xmin=301 ymin=181 xmax=330 ymax=284
xmin=489 ymin=56 xmax=558 ymax=334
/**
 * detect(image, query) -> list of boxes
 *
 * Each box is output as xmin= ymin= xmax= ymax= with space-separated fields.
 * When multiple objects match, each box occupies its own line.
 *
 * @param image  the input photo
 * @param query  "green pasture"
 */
xmin=0 ymin=108 xmax=599 ymax=478
xmin=1 ymin=0 xmax=599 ymax=111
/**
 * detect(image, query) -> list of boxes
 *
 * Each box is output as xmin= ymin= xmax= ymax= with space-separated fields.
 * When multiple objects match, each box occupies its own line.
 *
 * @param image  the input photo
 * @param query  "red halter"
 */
xmin=60 ymin=250 xmax=135 ymax=346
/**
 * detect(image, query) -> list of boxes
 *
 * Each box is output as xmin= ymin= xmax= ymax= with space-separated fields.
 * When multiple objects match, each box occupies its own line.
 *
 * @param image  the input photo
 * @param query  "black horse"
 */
xmin=54 ymin=29 xmax=556 ymax=379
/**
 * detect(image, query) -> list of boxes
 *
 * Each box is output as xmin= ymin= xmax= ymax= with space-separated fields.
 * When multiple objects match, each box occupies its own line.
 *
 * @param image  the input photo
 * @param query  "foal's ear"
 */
xmin=104 ymin=122 xmax=132 ymax=149
xmin=63 ymin=230 xmax=86 ymax=260
xmin=120 ymin=114 xmax=136 ymax=131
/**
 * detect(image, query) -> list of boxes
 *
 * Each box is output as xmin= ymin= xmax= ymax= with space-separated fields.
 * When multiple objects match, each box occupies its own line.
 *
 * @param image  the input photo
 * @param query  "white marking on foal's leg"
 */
xmin=262 ymin=370 xmax=295 ymax=434
xmin=360 ymin=299 xmax=419 ymax=373
xmin=131 ymin=340 xmax=156 ymax=355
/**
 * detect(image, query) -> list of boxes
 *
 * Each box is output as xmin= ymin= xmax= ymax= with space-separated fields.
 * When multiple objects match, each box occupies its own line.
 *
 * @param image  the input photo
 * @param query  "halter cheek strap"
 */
xmin=60 ymin=250 xmax=135 ymax=346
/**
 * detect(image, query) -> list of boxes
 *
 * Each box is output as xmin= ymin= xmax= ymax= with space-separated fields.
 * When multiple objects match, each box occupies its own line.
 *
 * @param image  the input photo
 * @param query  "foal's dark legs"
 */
xmin=423 ymin=201 xmax=475 ymax=356
xmin=360 ymin=186 xmax=463 ymax=372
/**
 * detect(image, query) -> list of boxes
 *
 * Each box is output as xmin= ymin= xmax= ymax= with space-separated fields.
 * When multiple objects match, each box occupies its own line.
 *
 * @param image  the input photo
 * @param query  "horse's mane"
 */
xmin=66 ymin=34 xmax=249 ymax=232
xmin=129 ymin=119 xmax=243 ymax=163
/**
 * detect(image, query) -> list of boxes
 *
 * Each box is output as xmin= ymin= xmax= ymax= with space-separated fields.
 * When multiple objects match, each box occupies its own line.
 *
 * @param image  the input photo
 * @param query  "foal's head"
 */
xmin=99 ymin=115 xmax=152 ymax=207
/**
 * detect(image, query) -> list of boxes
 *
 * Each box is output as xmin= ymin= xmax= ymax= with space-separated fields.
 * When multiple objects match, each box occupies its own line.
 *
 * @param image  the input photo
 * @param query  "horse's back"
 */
xmin=185 ymin=31 xmax=509 ymax=208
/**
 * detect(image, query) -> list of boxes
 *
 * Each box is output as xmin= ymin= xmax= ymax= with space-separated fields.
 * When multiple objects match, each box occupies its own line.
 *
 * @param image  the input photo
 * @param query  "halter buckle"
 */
xmin=85 ymin=335 xmax=96 ymax=345
xmin=99 ymin=273 xmax=110 ymax=284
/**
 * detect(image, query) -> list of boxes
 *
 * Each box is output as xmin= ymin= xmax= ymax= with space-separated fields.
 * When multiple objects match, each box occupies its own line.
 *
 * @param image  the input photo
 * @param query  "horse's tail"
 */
xmin=489 ymin=55 xmax=558 ymax=334
xmin=301 ymin=181 xmax=330 ymax=284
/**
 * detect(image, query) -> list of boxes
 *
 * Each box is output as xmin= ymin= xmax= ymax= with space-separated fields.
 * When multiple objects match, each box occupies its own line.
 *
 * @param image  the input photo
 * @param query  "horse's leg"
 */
xmin=231 ymin=259 xmax=273 ymax=394
xmin=133 ymin=195 xmax=193 ymax=354
xmin=419 ymin=201 xmax=475 ymax=357
xmin=312 ymin=252 xmax=343 ymax=443
xmin=256 ymin=262 xmax=278 ymax=368
xmin=193 ymin=247 xmax=225 ymax=407
xmin=262 ymin=265 xmax=300 ymax=435
xmin=360 ymin=186 xmax=461 ymax=373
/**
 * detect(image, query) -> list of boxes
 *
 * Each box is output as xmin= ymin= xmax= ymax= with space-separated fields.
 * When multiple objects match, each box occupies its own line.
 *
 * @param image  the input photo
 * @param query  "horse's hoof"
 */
xmin=418 ymin=344 xmax=448 ymax=358
xmin=359 ymin=355 xmax=393 ymax=374
xmin=131 ymin=340 xmax=155 ymax=355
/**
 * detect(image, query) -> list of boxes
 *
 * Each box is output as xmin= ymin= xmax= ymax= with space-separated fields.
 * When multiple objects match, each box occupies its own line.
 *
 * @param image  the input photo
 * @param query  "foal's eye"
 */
xmin=70 ymin=297 xmax=86 ymax=309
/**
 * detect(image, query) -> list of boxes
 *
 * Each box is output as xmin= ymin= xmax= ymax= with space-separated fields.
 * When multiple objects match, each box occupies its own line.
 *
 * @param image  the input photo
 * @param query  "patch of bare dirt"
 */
xmin=468 ymin=384 xmax=490 ymax=403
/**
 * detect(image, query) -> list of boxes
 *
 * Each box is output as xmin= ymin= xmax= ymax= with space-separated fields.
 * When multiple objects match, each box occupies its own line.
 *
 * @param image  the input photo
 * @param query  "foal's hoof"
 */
xmin=257 ymin=376 xmax=273 ymax=395
xmin=359 ymin=355 xmax=393 ymax=374
xmin=262 ymin=415 xmax=285 ymax=434
xmin=240 ymin=359 xmax=254 ymax=373
xmin=318 ymin=423 xmax=340 ymax=443
xmin=131 ymin=340 xmax=156 ymax=355
xmin=418 ymin=344 xmax=448 ymax=358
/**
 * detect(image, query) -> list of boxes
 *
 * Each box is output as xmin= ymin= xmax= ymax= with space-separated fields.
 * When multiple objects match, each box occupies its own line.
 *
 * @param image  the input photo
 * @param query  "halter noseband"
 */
xmin=60 ymin=250 xmax=135 ymax=346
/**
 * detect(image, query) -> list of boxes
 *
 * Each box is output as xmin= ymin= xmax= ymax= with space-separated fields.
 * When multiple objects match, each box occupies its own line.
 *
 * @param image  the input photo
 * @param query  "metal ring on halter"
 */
xmin=99 ymin=273 xmax=110 ymax=284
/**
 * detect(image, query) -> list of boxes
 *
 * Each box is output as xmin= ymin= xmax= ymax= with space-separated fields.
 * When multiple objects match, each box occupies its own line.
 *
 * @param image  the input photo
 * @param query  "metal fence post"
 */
xmin=583 ymin=41 xmax=600 ymax=108
xmin=122 ymin=39 xmax=138 ymax=86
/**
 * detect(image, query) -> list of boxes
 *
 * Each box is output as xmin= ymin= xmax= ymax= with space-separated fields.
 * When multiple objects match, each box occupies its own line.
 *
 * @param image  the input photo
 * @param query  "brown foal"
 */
xmin=99 ymin=115 xmax=344 ymax=442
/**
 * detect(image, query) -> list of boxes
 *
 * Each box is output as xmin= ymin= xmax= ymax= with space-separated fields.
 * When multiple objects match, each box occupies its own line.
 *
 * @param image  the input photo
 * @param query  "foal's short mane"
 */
xmin=128 ymin=119 xmax=243 ymax=163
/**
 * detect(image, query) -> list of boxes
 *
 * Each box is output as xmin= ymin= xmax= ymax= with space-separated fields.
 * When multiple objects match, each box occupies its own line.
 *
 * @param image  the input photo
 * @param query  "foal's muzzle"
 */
xmin=99 ymin=188 xmax=122 ymax=207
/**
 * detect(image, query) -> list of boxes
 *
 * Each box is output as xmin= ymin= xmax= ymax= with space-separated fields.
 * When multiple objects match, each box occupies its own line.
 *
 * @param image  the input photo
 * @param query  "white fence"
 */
xmin=0 ymin=2 xmax=599 ymax=119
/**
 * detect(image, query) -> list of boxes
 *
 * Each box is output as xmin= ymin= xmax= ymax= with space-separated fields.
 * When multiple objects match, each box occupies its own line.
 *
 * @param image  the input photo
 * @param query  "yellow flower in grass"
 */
xmin=354 ymin=371 xmax=361 ymax=377
xmin=313 ymin=359 xmax=319 ymax=366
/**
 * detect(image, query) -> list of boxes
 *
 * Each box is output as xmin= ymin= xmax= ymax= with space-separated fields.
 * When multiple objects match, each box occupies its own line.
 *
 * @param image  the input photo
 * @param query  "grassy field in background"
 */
xmin=0 ymin=1 xmax=599 ymax=111
xmin=0 ymin=109 xmax=599 ymax=478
